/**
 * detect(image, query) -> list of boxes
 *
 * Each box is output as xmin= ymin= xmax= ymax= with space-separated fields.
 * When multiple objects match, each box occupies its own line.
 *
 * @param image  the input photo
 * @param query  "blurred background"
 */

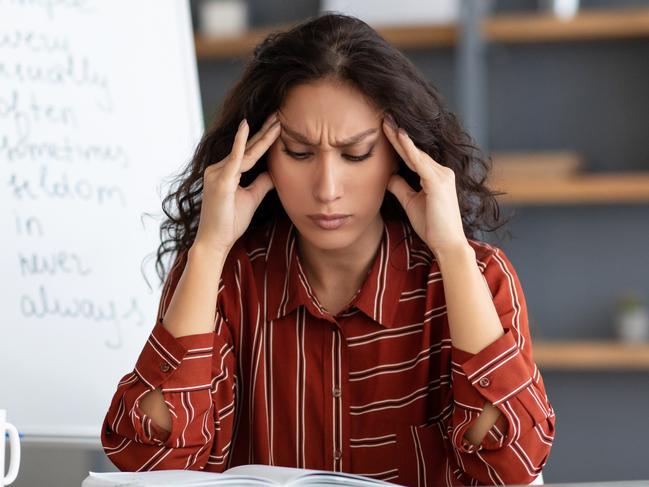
xmin=8 ymin=0 xmax=649 ymax=485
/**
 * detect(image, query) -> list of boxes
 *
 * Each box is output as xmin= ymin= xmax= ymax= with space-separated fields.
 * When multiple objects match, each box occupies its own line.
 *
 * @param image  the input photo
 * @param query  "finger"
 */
xmin=245 ymin=112 xmax=278 ymax=150
xmin=225 ymin=119 xmax=250 ymax=178
xmin=382 ymin=119 xmax=417 ymax=173
xmin=210 ymin=115 xmax=276 ymax=173
xmin=241 ymin=120 xmax=281 ymax=172
xmin=396 ymin=128 xmax=436 ymax=180
xmin=386 ymin=174 xmax=417 ymax=209
xmin=245 ymin=171 xmax=275 ymax=206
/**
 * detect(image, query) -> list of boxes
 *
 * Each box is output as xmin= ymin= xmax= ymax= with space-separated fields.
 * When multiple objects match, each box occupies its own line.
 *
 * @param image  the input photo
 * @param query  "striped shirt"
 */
xmin=101 ymin=214 xmax=555 ymax=486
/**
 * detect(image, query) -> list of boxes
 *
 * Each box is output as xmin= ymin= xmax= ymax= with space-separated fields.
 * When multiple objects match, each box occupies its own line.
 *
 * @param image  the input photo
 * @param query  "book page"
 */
xmin=223 ymin=465 xmax=400 ymax=486
xmin=224 ymin=464 xmax=312 ymax=484
xmin=288 ymin=471 xmax=398 ymax=486
xmin=86 ymin=470 xmax=274 ymax=486
xmin=86 ymin=466 xmax=401 ymax=486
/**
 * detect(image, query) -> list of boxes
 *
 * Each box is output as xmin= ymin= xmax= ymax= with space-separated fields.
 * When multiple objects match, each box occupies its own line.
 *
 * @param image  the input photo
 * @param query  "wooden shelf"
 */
xmin=533 ymin=341 xmax=649 ymax=370
xmin=195 ymin=22 xmax=293 ymax=59
xmin=485 ymin=7 xmax=649 ymax=44
xmin=490 ymin=171 xmax=649 ymax=205
xmin=194 ymin=7 xmax=649 ymax=60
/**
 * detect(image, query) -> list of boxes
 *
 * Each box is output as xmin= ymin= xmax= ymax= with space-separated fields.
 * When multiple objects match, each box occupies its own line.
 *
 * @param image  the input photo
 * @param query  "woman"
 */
xmin=101 ymin=13 xmax=555 ymax=486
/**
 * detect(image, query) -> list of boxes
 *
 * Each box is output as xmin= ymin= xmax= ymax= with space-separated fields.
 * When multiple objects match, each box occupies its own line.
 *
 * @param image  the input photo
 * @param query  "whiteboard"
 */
xmin=0 ymin=0 xmax=203 ymax=438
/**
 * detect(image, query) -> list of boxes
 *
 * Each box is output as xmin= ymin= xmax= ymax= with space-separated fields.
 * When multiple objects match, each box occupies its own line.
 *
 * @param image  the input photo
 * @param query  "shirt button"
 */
xmin=332 ymin=387 xmax=341 ymax=397
xmin=334 ymin=449 xmax=342 ymax=460
xmin=478 ymin=377 xmax=490 ymax=388
xmin=160 ymin=362 xmax=171 ymax=373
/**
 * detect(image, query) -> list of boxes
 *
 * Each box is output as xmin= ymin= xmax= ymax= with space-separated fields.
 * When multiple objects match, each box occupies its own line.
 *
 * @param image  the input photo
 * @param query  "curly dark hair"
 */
xmin=148 ymin=12 xmax=509 ymax=286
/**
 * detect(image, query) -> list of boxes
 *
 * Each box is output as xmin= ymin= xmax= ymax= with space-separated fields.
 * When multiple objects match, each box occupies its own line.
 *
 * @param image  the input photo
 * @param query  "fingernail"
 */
xmin=384 ymin=114 xmax=397 ymax=129
xmin=239 ymin=118 xmax=247 ymax=128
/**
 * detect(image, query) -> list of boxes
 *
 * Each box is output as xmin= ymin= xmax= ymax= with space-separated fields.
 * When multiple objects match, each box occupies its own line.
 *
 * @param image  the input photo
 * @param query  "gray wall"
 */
xmin=541 ymin=371 xmax=649 ymax=482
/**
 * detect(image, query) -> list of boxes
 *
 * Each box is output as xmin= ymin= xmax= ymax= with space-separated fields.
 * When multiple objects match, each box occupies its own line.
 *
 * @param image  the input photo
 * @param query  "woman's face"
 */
xmin=267 ymin=79 xmax=398 ymax=251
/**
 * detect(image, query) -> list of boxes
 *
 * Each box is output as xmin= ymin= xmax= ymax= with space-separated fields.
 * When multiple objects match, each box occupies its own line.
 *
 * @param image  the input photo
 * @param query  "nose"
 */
xmin=312 ymin=152 xmax=343 ymax=204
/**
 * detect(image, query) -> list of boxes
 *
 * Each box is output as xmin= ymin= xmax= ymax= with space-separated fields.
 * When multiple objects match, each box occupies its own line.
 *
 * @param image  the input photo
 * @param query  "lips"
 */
xmin=308 ymin=213 xmax=351 ymax=220
xmin=308 ymin=214 xmax=351 ymax=230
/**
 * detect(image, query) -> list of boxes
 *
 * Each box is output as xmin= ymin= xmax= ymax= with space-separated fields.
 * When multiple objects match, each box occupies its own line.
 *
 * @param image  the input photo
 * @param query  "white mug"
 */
xmin=0 ymin=410 xmax=20 ymax=486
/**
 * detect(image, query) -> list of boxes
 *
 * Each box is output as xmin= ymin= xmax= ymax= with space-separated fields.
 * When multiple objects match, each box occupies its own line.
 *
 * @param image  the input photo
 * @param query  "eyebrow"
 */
xmin=281 ymin=124 xmax=378 ymax=148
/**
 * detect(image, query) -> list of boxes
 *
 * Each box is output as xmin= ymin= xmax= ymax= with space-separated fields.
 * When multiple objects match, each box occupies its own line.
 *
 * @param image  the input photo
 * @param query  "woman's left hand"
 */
xmin=382 ymin=116 xmax=470 ymax=257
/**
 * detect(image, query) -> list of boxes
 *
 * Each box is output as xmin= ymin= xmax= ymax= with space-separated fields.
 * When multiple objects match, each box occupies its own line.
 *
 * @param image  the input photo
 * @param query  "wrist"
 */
xmin=188 ymin=241 xmax=230 ymax=268
xmin=432 ymin=242 xmax=475 ymax=268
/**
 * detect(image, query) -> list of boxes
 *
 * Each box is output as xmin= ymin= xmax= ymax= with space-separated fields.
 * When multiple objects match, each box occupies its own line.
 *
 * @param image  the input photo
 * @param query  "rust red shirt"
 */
xmin=101 ymin=215 xmax=555 ymax=486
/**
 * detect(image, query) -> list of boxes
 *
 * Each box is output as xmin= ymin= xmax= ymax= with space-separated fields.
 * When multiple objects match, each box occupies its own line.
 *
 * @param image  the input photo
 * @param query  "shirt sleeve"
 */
xmin=101 ymin=248 xmax=238 ymax=472
xmin=442 ymin=245 xmax=556 ymax=485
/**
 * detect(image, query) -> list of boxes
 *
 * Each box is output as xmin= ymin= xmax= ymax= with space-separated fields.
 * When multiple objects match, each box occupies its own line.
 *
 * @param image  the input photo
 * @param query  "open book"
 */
xmin=82 ymin=464 xmax=405 ymax=486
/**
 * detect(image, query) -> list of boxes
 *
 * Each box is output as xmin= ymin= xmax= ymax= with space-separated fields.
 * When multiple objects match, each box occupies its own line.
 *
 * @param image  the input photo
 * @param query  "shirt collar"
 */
xmin=266 ymin=215 xmax=409 ymax=328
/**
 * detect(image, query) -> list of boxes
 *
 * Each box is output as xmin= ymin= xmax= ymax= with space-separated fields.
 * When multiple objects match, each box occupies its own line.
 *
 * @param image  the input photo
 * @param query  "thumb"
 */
xmin=386 ymin=174 xmax=416 ymax=208
xmin=246 ymin=171 xmax=275 ymax=206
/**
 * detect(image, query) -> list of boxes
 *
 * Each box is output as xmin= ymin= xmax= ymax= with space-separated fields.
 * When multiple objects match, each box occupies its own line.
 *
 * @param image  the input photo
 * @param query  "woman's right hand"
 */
xmin=193 ymin=112 xmax=281 ymax=255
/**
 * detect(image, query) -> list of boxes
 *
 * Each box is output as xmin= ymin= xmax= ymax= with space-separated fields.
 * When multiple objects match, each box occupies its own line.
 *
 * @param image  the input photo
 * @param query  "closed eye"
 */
xmin=282 ymin=148 xmax=373 ymax=162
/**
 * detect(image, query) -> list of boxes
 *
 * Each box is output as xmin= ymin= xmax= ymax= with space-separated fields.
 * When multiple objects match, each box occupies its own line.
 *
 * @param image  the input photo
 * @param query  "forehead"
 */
xmin=279 ymin=79 xmax=381 ymax=128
